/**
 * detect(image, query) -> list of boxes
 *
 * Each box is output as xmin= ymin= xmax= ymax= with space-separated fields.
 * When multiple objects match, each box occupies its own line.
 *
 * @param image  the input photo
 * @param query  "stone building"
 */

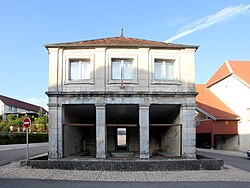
xmin=45 ymin=35 xmax=198 ymax=159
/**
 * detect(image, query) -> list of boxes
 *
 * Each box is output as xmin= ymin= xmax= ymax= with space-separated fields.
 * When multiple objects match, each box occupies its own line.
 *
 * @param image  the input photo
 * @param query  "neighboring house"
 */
xmin=45 ymin=35 xmax=198 ymax=159
xmin=195 ymin=85 xmax=239 ymax=150
xmin=0 ymin=95 xmax=46 ymax=120
xmin=196 ymin=61 xmax=250 ymax=151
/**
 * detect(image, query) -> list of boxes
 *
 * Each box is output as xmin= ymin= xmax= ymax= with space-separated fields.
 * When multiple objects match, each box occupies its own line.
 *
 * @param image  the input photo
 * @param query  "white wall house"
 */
xmin=45 ymin=35 xmax=198 ymax=159
xmin=205 ymin=61 xmax=250 ymax=151
xmin=0 ymin=95 xmax=45 ymax=120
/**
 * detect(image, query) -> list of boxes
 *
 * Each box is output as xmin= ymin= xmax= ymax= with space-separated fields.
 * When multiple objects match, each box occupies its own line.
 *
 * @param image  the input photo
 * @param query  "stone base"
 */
xmin=20 ymin=157 xmax=223 ymax=171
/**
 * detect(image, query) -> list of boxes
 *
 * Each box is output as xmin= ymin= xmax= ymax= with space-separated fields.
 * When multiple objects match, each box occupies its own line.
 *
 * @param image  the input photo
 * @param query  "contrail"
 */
xmin=165 ymin=4 xmax=250 ymax=43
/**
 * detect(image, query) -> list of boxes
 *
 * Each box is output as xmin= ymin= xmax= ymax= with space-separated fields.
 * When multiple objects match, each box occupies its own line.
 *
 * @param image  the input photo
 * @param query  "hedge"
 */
xmin=0 ymin=133 xmax=48 ymax=145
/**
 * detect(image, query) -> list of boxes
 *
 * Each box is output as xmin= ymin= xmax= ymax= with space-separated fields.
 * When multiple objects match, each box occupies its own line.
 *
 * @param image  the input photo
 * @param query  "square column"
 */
xmin=96 ymin=104 xmax=106 ymax=159
xmin=180 ymin=105 xmax=196 ymax=158
xmin=48 ymin=104 xmax=64 ymax=159
xmin=139 ymin=105 xmax=150 ymax=159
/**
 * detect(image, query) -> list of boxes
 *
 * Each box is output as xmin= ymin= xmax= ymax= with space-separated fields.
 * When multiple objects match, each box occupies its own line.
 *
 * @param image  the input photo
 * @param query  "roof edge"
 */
xmin=44 ymin=36 xmax=199 ymax=50
xmin=206 ymin=73 xmax=232 ymax=88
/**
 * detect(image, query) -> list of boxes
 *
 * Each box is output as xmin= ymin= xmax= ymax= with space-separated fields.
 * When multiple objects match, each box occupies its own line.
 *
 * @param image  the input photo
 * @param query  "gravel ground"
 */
xmin=0 ymin=162 xmax=250 ymax=182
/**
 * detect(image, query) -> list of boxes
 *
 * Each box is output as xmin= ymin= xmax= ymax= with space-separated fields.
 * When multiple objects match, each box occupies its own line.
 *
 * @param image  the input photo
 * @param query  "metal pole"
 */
xmin=26 ymin=128 xmax=29 ymax=161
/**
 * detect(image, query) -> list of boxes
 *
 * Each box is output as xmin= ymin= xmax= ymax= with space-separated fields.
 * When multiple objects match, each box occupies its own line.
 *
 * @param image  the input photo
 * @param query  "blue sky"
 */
xmin=0 ymin=0 xmax=250 ymax=109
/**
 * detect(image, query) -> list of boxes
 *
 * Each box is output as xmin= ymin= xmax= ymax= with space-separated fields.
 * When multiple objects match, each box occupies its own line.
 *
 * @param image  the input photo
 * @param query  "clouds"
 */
xmin=165 ymin=4 xmax=250 ymax=43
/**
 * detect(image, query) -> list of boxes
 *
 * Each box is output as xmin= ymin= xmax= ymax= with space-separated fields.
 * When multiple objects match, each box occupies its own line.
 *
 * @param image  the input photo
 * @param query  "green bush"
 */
xmin=0 ymin=121 xmax=9 ymax=133
xmin=0 ymin=133 xmax=48 ymax=145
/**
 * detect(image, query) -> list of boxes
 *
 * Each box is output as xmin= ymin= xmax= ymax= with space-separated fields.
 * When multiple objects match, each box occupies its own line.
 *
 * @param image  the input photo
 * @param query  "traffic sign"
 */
xmin=23 ymin=117 xmax=31 ymax=128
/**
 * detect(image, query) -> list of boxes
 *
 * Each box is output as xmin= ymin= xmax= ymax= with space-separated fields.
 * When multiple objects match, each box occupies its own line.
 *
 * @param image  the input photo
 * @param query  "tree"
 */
xmin=34 ymin=108 xmax=47 ymax=132
xmin=6 ymin=114 xmax=23 ymax=131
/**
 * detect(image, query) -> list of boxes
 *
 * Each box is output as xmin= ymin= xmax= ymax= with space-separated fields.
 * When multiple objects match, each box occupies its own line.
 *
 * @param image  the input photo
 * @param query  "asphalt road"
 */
xmin=197 ymin=150 xmax=250 ymax=172
xmin=0 ymin=179 xmax=249 ymax=188
xmin=0 ymin=143 xmax=48 ymax=166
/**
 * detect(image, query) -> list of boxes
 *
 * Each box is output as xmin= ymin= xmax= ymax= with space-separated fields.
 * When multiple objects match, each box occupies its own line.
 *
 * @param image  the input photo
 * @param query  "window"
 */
xmin=154 ymin=59 xmax=174 ymax=80
xmin=112 ymin=59 xmax=133 ymax=80
xmin=247 ymin=108 xmax=250 ymax=121
xmin=69 ymin=59 xmax=90 ymax=80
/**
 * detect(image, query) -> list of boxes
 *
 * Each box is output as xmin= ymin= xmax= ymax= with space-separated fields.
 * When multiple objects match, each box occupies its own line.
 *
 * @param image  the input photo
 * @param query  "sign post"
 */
xmin=23 ymin=117 xmax=31 ymax=161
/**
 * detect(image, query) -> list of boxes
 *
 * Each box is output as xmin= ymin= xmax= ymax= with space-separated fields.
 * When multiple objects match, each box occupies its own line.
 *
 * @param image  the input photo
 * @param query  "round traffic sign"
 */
xmin=23 ymin=117 xmax=31 ymax=128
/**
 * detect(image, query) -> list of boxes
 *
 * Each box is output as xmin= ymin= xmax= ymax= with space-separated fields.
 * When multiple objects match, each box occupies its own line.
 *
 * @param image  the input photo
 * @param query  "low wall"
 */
xmin=21 ymin=157 xmax=223 ymax=171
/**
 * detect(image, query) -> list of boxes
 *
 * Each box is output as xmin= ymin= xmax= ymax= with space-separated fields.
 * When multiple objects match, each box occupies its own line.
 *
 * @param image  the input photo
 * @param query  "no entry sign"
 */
xmin=23 ymin=117 xmax=31 ymax=128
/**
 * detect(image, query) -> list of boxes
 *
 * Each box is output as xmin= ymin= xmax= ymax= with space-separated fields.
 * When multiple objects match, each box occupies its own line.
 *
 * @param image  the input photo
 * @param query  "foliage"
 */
xmin=6 ymin=114 xmax=24 ymax=131
xmin=0 ymin=132 xmax=48 ymax=145
xmin=34 ymin=108 xmax=48 ymax=132
xmin=0 ymin=121 xmax=9 ymax=133
xmin=0 ymin=109 xmax=48 ymax=134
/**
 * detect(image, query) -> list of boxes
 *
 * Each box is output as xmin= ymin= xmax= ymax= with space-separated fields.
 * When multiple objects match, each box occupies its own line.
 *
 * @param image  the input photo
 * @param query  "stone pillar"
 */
xmin=180 ymin=104 xmax=196 ymax=158
xmin=139 ymin=105 xmax=150 ymax=159
xmin=48 ymin=103 xmax=64 ymax=159
xmin=96 ymin=104 xmax=106 ymax=159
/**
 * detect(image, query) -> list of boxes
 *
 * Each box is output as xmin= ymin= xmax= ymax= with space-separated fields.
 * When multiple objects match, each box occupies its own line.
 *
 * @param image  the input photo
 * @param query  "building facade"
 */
xmin=0 ymin=95 xmax=45 ymax=120
xmin=45 ymin=36 xmax=198 ymax=159
xmin=195 ymin=84 xmax=239 ymax=150
xmin=196 ymin=61 xmax=250 ymax=151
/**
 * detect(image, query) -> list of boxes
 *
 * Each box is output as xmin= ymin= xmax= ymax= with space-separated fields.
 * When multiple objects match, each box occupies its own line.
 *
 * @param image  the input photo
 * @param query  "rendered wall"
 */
xmin=214 ymin=135 xmax=238 ymax=150
xmin=64 ymin=126 xmax=96 ymax=156
xmin=161 ymin=126 xmax=181 ymax=156
xmin=64 ymin=126 xmax=84 ymax=156
xmin=209 ymin=76 xmax=250 ymax=151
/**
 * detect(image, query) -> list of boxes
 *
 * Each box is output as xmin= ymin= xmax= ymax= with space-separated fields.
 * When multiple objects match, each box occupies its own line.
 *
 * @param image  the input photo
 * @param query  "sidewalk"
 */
xmin=0 ymin=143 xmax=48 ymax=152
xmin=0 ymin=161 xmax=250 ymax=182
xmin=0 ymin=147 xmax=249 ymax=182
xmin=196 ymin=148 xmax=247 ymax=158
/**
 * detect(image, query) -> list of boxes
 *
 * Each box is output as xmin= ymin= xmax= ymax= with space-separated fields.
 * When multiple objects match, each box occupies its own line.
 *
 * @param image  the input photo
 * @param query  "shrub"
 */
xmin=0 ymin=133 xmax=48 ymax=145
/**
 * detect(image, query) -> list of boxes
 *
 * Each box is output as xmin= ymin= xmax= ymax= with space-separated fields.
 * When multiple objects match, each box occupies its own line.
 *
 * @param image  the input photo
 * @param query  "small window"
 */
xmin=112 ymin=59 xmax=133 ymax=80
xmin=154 ymin=59 xmax=174 ymax=81
xmin=69 ymin=59 xmax=90 ymax=80
xmin=247 ymin=108 xmax=250 ymax=121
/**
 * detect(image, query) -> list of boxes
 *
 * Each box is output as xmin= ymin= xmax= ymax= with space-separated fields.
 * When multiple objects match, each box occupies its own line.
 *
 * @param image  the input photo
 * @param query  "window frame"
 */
xmin=111 ymin=58 xmax=133 ymax=80
xmin=65 ymin=55 xmax=95 ymax=84
xmin=151 ymin=56 xmax=180 ymax=85
xmin=69 ymin=59 xmax=91 ymax=80
xmin=107 ymin=54 xmax=138 ymax=84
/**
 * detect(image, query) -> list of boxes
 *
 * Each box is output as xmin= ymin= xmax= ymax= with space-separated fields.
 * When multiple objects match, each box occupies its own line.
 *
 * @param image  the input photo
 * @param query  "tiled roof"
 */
xmin=228 ymin=61 xmax=250 ymax=85
xmin=195 ymin=84 xmax=238 ymax=120
xmin=0 ymin=95 xmax=45 ymax=113
xmin=206 ymin=60 xmax=250 ymax=87
xmin=45 ymin=36 xmax=199 ymax=49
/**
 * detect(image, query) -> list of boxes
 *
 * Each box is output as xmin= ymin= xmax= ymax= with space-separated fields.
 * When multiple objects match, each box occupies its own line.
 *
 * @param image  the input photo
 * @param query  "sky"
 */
xmin=0 ymin=0 xmax=250 ymax=110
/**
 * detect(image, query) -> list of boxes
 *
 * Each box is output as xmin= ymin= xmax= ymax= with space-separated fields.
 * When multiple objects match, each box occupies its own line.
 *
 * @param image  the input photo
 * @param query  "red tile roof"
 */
xmin=45 ymin=36 xmax=199 ymax=50
xmin=228 ymin=61 xmax=250 ymax=85
xmin=196 ymin=84 xmax=238 ymax=120
xmin=0 ymin=95 xmax=46 ymax=113
xmin=206 ymin=60 xmax=250 ymax=87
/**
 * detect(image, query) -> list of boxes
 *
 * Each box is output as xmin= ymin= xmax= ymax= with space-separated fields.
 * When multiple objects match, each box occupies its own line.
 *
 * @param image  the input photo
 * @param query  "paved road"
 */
xmin=0 ymin=179 xmax=249 ymax=188
xmin=0 ymin=143 xmax=48 ymax=166
xmin=196 ymin=149 xmax=250 ymax=172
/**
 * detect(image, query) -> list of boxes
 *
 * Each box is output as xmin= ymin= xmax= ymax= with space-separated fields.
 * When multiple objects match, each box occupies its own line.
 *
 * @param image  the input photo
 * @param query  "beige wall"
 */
xmin=47 ymin=47 xmax=196 ymax=93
